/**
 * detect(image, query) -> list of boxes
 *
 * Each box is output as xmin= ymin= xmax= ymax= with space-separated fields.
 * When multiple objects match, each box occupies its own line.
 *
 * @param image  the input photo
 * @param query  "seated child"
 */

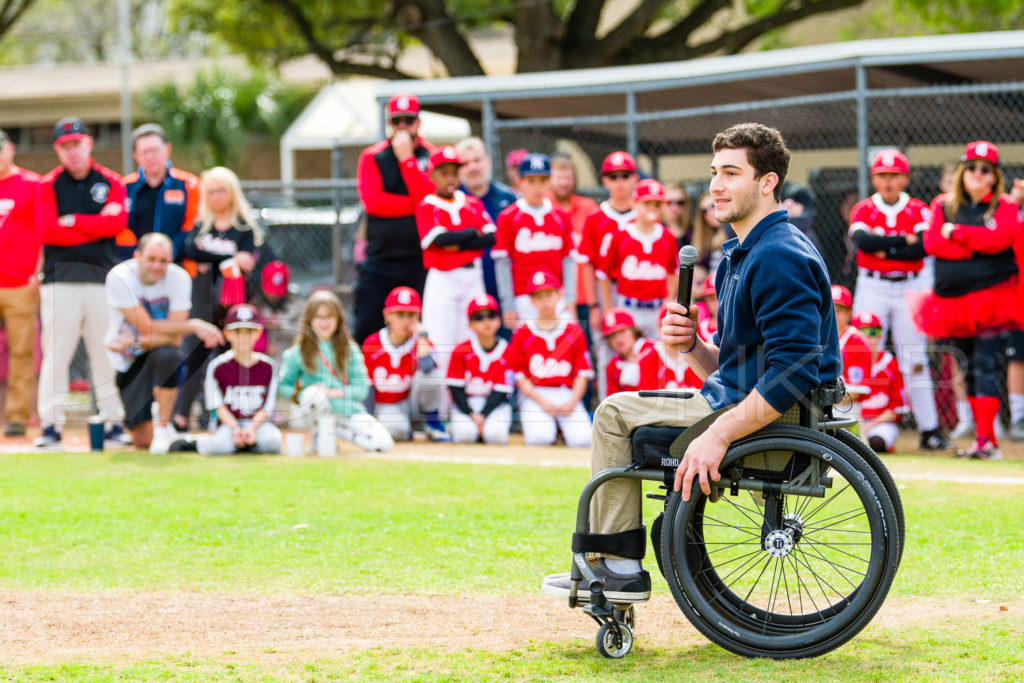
xmin=695 ymin=273 xmax=718 ymax=342
xmin=279 ymin=290 xmax=393 ymax=452
xmin=851 ymin=310 xmax=908 ymax=453
xmin=362 ymin=287 xmax=450 ymax=442
xmin=647 ymin=303 xmax=703 ymax=390
xmin=601 ymin=307 xmax=656 ymax=396
xmin=506 ymin=271 xmax=593 ymax=447
xmin=446 ymin=294 xmax=513 ymax=444
xmin=832 ymin=285 xmax=872 ymax=425
xmin=198 ymin=303 xmax=282 ymax=455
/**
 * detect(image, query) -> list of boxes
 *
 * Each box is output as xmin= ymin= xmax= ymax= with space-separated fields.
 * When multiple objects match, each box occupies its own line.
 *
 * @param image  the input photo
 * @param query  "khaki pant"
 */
xmin=590 ymin=391 xmax=714 ymax=538
xmin=38 ymin=283 xmax=125 ymax=427
xmin=0 ymin=283 xmax=39 ymax=424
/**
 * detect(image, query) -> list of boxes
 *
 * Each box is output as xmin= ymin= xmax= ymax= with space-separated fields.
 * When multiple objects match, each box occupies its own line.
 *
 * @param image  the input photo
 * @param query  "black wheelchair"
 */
xmin=562 ymin=380 xmax=904 ymax=659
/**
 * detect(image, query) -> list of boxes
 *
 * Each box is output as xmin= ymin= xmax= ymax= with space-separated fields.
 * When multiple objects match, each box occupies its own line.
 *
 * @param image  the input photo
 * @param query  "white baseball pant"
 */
xmin=373 ymin=370 xmax=445 ymax=441
xmin=853 ymin=269 xmax=938 ymax=432
xmin=519 ymin=385 xmax=591 ymax=447
xmin=615 ymin=294 xmax=664 ymax=340
xmin=450 ymin=398 xmax=512 ymax=444
xmin=297 ymin=386 xmax=394 ymax=452
xmin=421 ymin=260 xmax=484 ymax=377
xmin=198 ymin=420 xmax=282 ymax=455
xmin=866 ymin=421 xmax=899 ymax=452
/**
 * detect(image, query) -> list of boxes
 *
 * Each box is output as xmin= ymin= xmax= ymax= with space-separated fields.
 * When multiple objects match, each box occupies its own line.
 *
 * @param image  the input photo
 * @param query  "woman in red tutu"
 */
xmin=919 ymin=141 xmax=1020 ymax=459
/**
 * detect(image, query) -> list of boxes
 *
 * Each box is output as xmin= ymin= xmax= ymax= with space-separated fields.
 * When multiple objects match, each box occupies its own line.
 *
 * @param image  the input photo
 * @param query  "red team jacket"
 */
xmin=445 ymin=337 xmax=512 ymax=397
xmin=0 ymin=167 xmax=42 ymax=288
xmin=493 ymin=199 xmax=572 ymax=296
xmin=506 ymin=320 xmax=593 ymax=388
xmin=860 ymin=351 xmax=908 ymax=422
xmin=362 ymin=330 xmax=433 ymax=404
xmin=415 ymin=190 xmax=495 ymax=270
xmin=848 ymin=193 xmax=929 ymax=274
xmin=599 ymin=222 xmax=679 ymax=300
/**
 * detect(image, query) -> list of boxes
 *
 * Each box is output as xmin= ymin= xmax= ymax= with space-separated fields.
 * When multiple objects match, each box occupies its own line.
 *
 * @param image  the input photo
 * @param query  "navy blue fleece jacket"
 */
xmin=700 ymin=209 xmax=841 ymax=413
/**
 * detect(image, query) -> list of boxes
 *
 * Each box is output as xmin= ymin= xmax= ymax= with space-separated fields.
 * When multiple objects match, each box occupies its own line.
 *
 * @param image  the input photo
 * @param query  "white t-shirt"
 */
xmin=104 ymin=259 xmax=192 ymax=373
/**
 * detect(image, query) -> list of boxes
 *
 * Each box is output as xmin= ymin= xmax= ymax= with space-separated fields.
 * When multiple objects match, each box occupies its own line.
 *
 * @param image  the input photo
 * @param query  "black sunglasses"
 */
xmin=390 ymin=116 xmax=418 ymax=127
xmin=604 ymin=172 xmax=635 ymax=181
xmin=470 ymin=311 xmax=499 ymax=322
xmin=964 ymin=162 xmax=993 ymax=175
xmin=666 ymin=199 xmax=688 ymax=206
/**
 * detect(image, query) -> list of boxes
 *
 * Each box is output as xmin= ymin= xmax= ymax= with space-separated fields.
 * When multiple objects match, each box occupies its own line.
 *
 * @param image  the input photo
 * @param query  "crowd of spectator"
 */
xmin=2 ymin=99 xmax=1024 ymax=459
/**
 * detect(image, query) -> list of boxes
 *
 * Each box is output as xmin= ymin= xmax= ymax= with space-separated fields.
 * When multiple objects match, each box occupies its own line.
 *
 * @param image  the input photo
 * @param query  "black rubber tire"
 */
xmin=659 ymin=427 xmax=900 ymax=658
xmin=828 ymin=428 xmax=906 ymax=566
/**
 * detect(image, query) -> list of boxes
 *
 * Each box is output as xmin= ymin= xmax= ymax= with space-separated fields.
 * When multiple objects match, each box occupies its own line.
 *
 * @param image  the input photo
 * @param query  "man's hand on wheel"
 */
xmin=674 ymin=427 xmax=728 ymax=501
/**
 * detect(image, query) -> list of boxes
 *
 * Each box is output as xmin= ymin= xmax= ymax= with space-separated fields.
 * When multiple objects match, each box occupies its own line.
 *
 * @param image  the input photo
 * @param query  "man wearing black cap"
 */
xmin=353 ymin=93 xmax=436 ymax=344
xmin=33 ymin=117 xmax=131 ymax=449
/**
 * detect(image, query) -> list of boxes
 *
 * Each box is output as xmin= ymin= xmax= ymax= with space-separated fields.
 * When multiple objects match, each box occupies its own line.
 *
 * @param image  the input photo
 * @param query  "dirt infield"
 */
xmin=0 ymin=590 xmax=1018 ymax=665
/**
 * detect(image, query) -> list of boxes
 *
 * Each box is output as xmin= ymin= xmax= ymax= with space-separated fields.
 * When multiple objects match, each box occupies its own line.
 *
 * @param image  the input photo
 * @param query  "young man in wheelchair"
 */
xmin=542 ymin=123 xmax=842 ymax=602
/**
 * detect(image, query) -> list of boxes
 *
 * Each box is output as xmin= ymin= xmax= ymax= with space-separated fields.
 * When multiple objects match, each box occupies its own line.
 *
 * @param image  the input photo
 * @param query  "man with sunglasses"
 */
xmin=354 ymin=93 xmax=436 ymax=345
xmin=849 ymin=149 xmax=950 ymax=452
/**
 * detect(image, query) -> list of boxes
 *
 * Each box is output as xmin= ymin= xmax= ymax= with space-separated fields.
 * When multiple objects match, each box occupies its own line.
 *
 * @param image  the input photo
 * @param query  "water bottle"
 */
xmin=316 ymin=413 xmax=337 ymax=457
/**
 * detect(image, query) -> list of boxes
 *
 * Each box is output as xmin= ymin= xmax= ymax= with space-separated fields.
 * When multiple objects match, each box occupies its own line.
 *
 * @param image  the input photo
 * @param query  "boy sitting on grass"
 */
xmin=851 ymin=310 xmax=907 ymax=454
xmin=197 ymin=303 xmax=282 ymax=455
xmin=506 ymin=271 xmax=593 ymax=447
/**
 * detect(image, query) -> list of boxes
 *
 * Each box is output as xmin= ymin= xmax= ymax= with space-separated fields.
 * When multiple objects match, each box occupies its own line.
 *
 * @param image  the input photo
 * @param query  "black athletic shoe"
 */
xmin=541 ymin=557 xmax=651 ymax=603
xmin=3 ymin=422 xmax=26 ymax=437
xmin=919 ymin=428 xmax=953 ymax=451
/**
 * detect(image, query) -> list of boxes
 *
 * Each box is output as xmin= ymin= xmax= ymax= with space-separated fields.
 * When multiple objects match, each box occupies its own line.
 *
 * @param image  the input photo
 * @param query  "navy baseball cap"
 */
xmin=53 ymin=117 xmax=90 ymax=145
xmin=518 ymin=153 xmax=551 ymax=178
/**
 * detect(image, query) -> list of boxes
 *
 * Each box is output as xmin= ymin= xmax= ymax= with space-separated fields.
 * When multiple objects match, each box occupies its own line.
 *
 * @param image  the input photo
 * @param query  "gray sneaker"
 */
xmin=1010 ymin=417 xmax=1024 ymax=442
xmin=541 ymin=557 xmax=651 ymax=603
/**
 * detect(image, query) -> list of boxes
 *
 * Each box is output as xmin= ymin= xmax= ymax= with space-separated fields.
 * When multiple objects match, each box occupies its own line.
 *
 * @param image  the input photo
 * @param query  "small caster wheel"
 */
xmin=613 ymin=605 xmax=636 ymax=631
xmin=596 ymin=621 xmax=633 ymax=658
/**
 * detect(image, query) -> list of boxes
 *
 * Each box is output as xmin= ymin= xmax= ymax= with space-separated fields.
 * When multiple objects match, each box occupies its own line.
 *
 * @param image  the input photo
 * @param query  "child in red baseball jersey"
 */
xmin=416 ymin=145 xmax=495 ymax=377
xmin=601 ymin=307 xmax=656 ymax=396
xmin=852 ymin=310 xmax=908 ymax=453
xmin=362 ymin=286 xmax=449 ymax=442
xmin=599 ymin=178 xmax=679 ymax=339
xmin=506 ymin=271 xmax=593 ymax=447
xmin=446 ymin=294 xmax=513 ymax=444
xmin=492 ymin=154 xmax=574 ymax=328
xmin=199 ymin=304 xmax=282 ymax=455
xmin=647 ymin=303 xmax=702 ymax=391
xmin=832 ymin=285 xmax=871 ymax=402
xmin=695 ymin=274 xmax=718 ymax=342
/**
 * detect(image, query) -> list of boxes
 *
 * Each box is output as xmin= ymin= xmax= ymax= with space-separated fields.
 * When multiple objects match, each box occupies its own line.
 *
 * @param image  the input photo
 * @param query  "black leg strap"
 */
xmin=572 ymin=526 xmax=647 ymax=559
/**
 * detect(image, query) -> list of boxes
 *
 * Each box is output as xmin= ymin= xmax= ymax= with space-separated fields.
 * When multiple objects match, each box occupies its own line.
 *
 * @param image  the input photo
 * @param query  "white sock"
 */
xmin=605 ymin=558 xmax=642 ymax=574
xmin=1010 ymin=394 xmax=1024 ymax=424
xmin=957 ymin=400 xmax=972 ymax=424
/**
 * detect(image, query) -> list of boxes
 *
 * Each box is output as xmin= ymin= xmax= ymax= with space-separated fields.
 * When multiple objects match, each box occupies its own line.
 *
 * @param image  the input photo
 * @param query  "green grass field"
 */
xmin=1 ymin=450 xmax=1022 ymax=681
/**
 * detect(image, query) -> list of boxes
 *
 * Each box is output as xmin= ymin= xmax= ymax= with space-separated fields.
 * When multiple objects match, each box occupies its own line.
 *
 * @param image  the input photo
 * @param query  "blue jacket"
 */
xmin=119 ymin=163 xmax=200 ymax=262
xmin=700 ymin=209 xmax=841 ymax=413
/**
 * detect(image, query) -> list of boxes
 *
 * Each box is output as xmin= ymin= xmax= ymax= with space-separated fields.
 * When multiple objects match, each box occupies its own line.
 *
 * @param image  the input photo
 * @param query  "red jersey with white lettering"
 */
xmin=607 ymin=338 xmax=657 ymax=395
xmin=839 ymin=326 xmax=872 ymax=399
xmin=493 ymin=199 xmax=572 ymax=296
xmin=204 ymin=350 xmax=278 ymax=420
xmin=579 ymin=202 xmax=636 ymax=275
xmin=860 ymin=351 xmax=908 ymax=421
xmin=446 ymin=336 xmax=512 ymax=397
xmin=640 ymin=343 xmax=702 ymax=390
xmin=415 ymin=190 xmax=495 ymax=271
xmin=601 ymin=222 xmax=679 ymax=299
xmin=506 ymin=320 xmax=593 ymax=388
xmin=849 ymin=192 xmax=929 ymax=273
xmin=362 ymin=329 xmax=432 ymax=404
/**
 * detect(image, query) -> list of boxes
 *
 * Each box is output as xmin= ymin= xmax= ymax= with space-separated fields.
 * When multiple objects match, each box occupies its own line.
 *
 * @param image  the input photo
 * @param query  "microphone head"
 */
xmin=678 ymin=245 xmax=699 ymax=267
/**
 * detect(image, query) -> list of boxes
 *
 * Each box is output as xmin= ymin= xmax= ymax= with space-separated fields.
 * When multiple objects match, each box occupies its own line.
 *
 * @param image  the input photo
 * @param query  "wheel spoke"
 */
xmin=800 ymin=537 xmax=872 ymax=564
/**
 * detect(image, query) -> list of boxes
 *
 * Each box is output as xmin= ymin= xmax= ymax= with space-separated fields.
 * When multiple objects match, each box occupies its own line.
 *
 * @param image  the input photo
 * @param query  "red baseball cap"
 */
xmin=601 ymin=308 xmax=636 ymax=337
xmin=831 ymin=284 xmax=853 ymax=308
xmin=505 ymin=148 xmax=528 ymax=168
xmin=224 ymin=303 xmax=262 ymax=330
xmin=871 ymin=149 xmax=909 ymax=175
xmin=632 ymin=178 xmax=665 ymax=203
xmin=429 ymin=145 xmax=463 ymax=171
xmin=601 ymin=151 xmax=637 ymax=174
xmin=525 ymin=270 xmax=560 ymax=295
xmin=384 ymin=286 xmax=422 ymax=313
xmin=53 ymin=117 xmax=90 ymax=145
xmin=261 ymin=261 xmax=290 ymax=298
xmin=963 ymin=140 xmax=999 ymax=166
xmin=851 ymin=310 xmax=882 ymax=330
xmin=387 ymin=94 xmax=420 ymax=119
xmin=701 ymin=274 xmax=717 ymax=298
xmin=466 ymin=293 xmax=499 ymax=317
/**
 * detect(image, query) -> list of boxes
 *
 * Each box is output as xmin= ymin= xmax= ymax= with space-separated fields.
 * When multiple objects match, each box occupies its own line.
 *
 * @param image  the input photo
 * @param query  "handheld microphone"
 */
xmin=676 ymin=245 xmax=699 ymax=310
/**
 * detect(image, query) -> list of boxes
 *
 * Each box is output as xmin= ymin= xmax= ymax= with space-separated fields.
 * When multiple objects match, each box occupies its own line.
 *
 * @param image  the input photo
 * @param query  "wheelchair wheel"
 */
xmin=828 ymin=428 xmax=905 ymax=566
xmin=660 ymin=426 xmax=900 ymax=658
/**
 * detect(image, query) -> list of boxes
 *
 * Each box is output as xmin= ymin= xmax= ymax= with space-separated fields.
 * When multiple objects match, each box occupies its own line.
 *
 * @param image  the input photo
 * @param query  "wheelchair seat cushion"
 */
xmin=630 ymin=425 xmax=687 ymax=470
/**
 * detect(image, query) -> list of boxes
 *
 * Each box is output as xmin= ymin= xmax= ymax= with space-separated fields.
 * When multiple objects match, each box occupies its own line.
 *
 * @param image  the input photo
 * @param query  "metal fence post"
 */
xmin=482 ymin=99 xmax=499 ymax=185
xmin=856 ymin=62 xmax=869 ymax=200
xmin=626 ymin=91 xmax=638 ymax=161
